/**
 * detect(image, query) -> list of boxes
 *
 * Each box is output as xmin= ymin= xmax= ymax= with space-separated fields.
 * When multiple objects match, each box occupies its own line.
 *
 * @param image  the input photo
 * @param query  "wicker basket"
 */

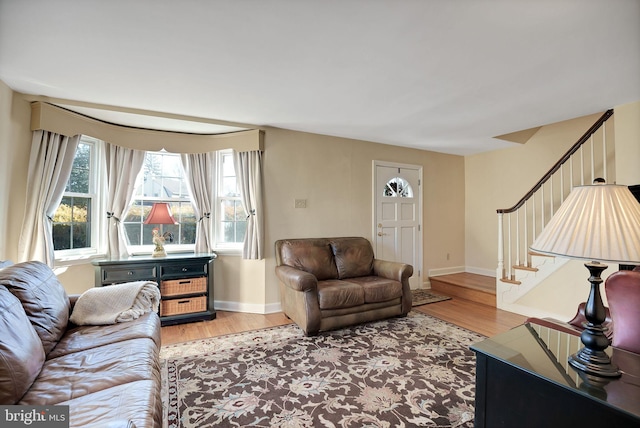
xmin=160 ymin=296 xmax=207 ymax=316
xmin=160 ymin=277 xmax=207 ymax=297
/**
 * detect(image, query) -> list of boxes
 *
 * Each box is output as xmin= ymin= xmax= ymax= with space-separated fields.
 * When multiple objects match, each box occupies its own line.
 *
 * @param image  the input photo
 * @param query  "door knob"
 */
xmin=378 ymin=232 xmax=387 ymax=236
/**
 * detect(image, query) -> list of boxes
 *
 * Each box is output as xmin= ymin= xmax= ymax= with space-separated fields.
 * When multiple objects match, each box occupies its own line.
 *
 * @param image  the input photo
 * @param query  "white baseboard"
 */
xmin=465 ymin=266 xmax=496 ymax=277
xmin=427 ymin=266 xmax=465 ymax=277
xmin=214 ymin=300 xmax=282 ymax=315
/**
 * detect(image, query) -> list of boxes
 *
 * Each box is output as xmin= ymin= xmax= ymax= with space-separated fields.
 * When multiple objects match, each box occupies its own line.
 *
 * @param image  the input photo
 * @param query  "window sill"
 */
xmin=54 ymin=253 xmax=107 ymax=267
xmin=211 ymin=247 xmax=242 ymax=256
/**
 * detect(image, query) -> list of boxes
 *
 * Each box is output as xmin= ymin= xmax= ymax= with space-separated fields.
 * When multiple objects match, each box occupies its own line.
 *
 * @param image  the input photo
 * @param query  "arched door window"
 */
xmin=383 ymin=177 xmax=414 ymax=198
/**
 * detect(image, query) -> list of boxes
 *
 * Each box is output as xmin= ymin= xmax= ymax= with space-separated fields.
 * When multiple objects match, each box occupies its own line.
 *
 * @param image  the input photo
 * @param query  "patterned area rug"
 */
xmin=412 ymin=289 xmax=452 ymax=306
xmin=161 ymin=312 xmax=484 ymax=428
xmin=161 ymin=312 xmax=483 ymax=428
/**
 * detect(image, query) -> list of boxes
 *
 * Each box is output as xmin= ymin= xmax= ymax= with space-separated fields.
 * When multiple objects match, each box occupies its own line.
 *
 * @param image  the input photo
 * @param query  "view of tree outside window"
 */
xmin=124 ymin=151 xmax=196 ymax=247
xmin=52 ymin=141 xmax=94 ymax=250
xmin=218 ymin=152 xmax=246 ymax=244
xmin=384 ymin=177 xmax=413 ymax=198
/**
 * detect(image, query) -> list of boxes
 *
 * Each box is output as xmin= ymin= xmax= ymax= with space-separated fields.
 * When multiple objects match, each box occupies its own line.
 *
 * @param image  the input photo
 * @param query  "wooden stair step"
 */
xmin=429 ymin=272 xmax=496 ymax=307
xmin=513 ymin=264 xmax=538 ymax=272
xmin=529 ymin=250 xmax=555 ymax=258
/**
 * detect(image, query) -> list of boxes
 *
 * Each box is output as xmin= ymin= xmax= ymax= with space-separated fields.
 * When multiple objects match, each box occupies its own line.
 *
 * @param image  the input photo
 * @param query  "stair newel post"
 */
xmin=497 ymin=212 xmax=505 ymax=280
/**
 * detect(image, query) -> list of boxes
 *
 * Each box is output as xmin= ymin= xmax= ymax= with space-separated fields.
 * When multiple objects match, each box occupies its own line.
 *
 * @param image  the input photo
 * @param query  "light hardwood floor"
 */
xmin=161 ymin=296 xmax=528 ymax=345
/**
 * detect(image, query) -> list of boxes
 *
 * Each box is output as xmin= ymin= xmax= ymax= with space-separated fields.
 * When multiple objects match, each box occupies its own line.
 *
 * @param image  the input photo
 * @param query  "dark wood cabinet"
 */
xmin=471 ymin=323 xmax=640 ymax=428
xmin=92 ymin=253 xmax=216 ymax=326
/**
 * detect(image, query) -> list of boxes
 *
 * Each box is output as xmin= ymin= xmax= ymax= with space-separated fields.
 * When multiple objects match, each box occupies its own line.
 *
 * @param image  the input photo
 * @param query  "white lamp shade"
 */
xmin=529 ymin=184 xmax=640 ymax=264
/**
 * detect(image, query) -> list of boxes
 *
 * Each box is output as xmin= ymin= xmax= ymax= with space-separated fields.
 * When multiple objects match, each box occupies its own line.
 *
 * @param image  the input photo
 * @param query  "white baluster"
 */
xmin=497 ymin=213 xmax=504 ymax=279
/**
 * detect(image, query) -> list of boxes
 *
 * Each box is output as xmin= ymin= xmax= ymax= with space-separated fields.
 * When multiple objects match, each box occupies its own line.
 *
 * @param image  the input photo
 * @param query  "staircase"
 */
xmin=497 ymin=110 xmax=613 ymax=285
xmin=430 ymin=273 xmax=496 ymax=307
xmin=495 ymin=110 xmax=614 ymax=315
xmin=430 ymin=110 xmax=615 ymax=312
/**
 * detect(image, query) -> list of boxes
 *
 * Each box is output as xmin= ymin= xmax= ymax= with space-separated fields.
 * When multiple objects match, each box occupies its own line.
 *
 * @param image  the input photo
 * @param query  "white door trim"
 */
xmin=372 ymin=160 xmax=423 ymax=288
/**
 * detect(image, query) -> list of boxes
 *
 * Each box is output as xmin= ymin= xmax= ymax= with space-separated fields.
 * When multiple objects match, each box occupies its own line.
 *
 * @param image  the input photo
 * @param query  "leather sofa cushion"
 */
xmin=49 ymin=311 xmax=161 ymax=359
xmin=57 ymin=380 xmax=161 ymax=428
xmin=19 ymin=337 xmax=159 ymax=405
xmin=330 ymin=237 xmax=374 ymax=279
xmin=0 ymin=261 xmax=70 ymax=355
xmin=347 ymin=276 xmax=403 ymax=303
xmin=278 ymin=239 xmax=338 ymax=281
xmin=0 ymin=286 xmax=46 ymax=404
xmin=317 ymin=280 xmax=364 ymax=309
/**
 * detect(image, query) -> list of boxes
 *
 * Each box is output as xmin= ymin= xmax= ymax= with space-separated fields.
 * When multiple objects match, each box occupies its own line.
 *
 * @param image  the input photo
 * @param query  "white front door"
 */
xmin=374 ymin=162 xmax=422 ymax=289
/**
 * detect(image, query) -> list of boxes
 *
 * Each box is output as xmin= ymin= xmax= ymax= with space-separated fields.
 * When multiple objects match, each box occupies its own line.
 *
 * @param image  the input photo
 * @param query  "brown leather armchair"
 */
xmin=526 ymin=268 xmax=640 ymax=355
xmin=605 ymin=269 xmax=640 ymax=354
xmin=275 ymin=237 xmax=413 ymax=335
xmin=526 ymin=302 xmax=613 ymax=338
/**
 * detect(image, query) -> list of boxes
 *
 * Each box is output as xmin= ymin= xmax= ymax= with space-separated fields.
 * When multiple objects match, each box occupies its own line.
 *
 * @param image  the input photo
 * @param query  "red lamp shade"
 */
xmin=144 ymin=202 xmax=178 ymax=225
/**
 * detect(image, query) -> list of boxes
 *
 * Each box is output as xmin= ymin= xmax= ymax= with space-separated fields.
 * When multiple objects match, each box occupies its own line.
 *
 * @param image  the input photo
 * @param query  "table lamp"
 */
xmin=530 ymin=182 xmax=640 ymax=378
xmin=144 ymin=202 xmax=178 ymax=257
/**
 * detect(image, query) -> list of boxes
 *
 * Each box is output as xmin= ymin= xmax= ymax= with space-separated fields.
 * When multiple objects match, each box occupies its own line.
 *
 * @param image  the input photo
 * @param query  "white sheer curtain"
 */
xmin=105 ymin=143 xmax=145 ymax=258
xmin=180 ymin=152 xmax=216 ymax=253
xmin=18 ymin=130 xmax=80 ymax=266
xmin=233 ymin=150 xmax=264 ymax=259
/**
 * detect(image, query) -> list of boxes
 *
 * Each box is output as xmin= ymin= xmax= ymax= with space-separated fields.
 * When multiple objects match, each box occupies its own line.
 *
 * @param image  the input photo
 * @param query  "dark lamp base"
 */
xmin=568 ymin=261 xmax=621 ymax=378
xmin=569 ymin=347 xmax=621 ymax=378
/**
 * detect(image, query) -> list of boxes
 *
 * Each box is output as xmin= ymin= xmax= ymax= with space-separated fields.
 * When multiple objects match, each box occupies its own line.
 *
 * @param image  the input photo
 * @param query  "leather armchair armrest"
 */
xmin=372 ymin=259 xmax=413 ymax=282
xmin=275 ymin=265 xmax=318 ymax=293
xmin=526 ymin=317 xmax=583 ymax=336
xmin=568 ymin=301 xmax=613 ymax=339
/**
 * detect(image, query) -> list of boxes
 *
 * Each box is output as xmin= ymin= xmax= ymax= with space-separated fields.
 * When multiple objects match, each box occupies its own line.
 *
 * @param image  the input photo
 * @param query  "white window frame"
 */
xmin=126 ymin=150 xmax=196 ymax=255
xmin=213 ymin=150 xmax=246 ymax=252
xmin=54 ymin=136 xmax=107 ymax=261
xmin=54 ymin=146 xmax=247 ymax=259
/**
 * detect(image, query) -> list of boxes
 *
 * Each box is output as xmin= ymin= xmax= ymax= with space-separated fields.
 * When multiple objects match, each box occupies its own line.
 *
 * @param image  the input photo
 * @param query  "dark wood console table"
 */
xmin=471 ymin=323 xmax=640 ymax=428
xmin=92 ymin=253 xmax=216 ymax=326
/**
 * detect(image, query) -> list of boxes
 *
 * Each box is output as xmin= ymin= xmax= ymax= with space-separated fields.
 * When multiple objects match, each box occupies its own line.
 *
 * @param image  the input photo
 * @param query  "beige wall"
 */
xmin=466 ymin=104 xmax=639 ymax=320
xmin=613 ymin=101 xmax=640 ymax=185
xmin=262 ymin=127 xmax=466 ymax=305
xmin=0 ymin=81 xmax=31 ymax=262
xmin=5 ymin=80 xmax=634 ymax=316
xmin=464 ymin=112 xmax=607 ymax=273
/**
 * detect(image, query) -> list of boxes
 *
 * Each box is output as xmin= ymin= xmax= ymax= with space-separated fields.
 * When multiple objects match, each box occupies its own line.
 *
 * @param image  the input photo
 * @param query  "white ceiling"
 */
xmin=1 ymin=0 xmax=638 ymax=155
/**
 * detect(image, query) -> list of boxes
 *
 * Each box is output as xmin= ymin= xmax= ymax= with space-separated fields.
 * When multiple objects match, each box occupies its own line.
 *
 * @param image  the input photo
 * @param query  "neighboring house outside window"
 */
xmin=52 ymin=136 xmax=105 ymax=257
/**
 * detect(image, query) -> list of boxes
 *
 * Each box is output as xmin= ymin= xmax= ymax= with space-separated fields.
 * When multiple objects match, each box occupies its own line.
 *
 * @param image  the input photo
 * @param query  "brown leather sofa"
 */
xmin=275 ymin=237 xmax=413 ymax=335
xmin=0 ymin=261 xmax=161 ymax=428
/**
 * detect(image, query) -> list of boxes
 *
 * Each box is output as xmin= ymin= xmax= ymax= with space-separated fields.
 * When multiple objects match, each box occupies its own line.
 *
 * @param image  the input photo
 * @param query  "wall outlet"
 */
xmin=295 ymin=199 xmax=307 ymax=208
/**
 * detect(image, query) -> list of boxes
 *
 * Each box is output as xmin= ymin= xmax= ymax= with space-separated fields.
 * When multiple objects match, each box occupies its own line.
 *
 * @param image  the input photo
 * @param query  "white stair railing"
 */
xmin=497 ymin=109 xmax=614 ymax=284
